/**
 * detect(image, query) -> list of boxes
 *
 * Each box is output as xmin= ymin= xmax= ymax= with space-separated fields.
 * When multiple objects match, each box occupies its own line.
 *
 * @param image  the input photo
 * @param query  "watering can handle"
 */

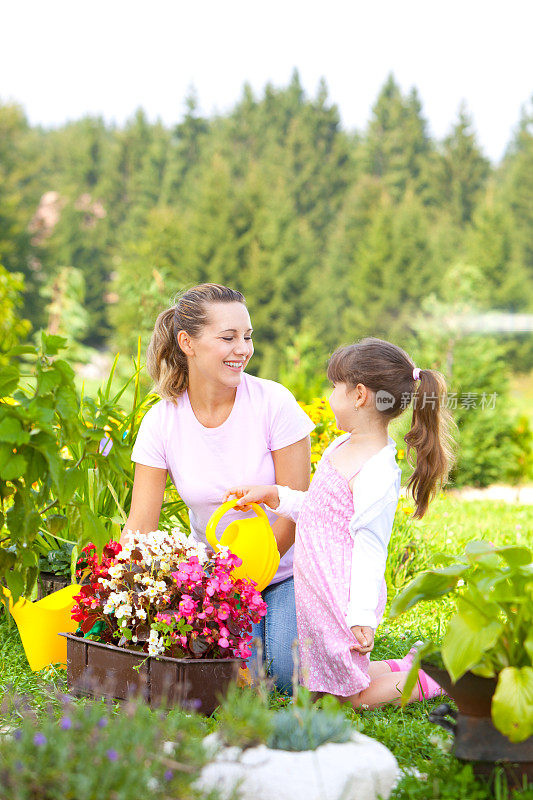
xmin=205 ymin=498 xmax=272 ymax=551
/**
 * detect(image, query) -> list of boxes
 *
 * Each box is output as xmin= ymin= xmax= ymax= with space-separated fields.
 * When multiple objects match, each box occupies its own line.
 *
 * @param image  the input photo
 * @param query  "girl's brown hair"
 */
xmin=146 ymin=283 xmax=246 ymax=401
xmin=327 ymin=337 xmax=457 ymax=519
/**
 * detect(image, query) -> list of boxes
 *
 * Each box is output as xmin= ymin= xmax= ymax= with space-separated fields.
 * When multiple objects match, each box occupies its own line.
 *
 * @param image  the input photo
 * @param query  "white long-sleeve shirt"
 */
xmin=276 ymin=434 xmax=401 ymax=630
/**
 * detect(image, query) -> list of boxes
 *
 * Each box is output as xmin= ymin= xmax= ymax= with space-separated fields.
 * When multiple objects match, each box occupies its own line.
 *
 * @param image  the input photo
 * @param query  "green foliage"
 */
xmin=0 ymin=691 xmax=208 ymax=800
xmin=268 ymin=688 xmax=355 ymax=751
xmin=391 ymin=540 xmax=533 ymax=742
xmin=216 ymin=683 xmax=355 ymax=753
xmin=0 ymin=265 xmax=31 ymax=363
xmin=214 ymin=683 xmax=274 ymax=749
xmin=0 ymin=335 xmax=188 ymax=598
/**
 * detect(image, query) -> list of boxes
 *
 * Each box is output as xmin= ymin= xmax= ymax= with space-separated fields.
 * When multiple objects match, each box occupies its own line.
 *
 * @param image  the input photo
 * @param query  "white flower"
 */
xmin=108 ymin=565 xmax=124 ymax=579
xmin=154 ymin=581 xmax=167 ymax=592
xmin=114 ymin=604 xmax=133 ymax=620
xmin=146 ymin=777 xmax=159 ymax=791
xmin=135 ymin=608 xmax=147 ymax=620
xmin=162 ymin=741 xmax=175 ymax=755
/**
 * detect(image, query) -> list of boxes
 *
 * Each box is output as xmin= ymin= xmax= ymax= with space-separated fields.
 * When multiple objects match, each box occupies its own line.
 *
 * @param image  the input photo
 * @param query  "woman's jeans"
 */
xmin=247 ymin=575 xmax=297 ymax=694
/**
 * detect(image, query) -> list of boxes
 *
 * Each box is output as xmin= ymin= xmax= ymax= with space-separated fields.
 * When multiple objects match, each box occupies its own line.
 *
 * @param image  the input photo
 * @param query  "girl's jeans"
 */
xmin=247 ymin=575 xmax=297 ymax=694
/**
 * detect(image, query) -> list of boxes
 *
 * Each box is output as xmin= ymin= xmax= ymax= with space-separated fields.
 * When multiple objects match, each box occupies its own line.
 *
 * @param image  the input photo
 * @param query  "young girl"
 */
xmin=225 ymin=337 xmax=456 ymax=708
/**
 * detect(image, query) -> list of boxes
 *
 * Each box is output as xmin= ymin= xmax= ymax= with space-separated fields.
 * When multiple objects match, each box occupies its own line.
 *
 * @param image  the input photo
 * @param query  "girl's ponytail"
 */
xmin=146 ymin=306 xmax=189 ymax=400
xmin=404 ymin=369 xmax=456 ymax=519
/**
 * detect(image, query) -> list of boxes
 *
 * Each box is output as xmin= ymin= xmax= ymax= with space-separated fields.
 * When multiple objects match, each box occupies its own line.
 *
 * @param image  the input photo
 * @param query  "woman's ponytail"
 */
xmin=404 ymin=369 xmax=457 ymax=519
xmin=146 ymin=306 xmax=189 ymax=400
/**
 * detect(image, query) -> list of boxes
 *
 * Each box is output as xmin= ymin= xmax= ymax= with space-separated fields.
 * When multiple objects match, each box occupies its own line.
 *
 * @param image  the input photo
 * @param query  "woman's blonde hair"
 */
xmin=146 ymin=283 xmax=246 ymax=401
xmin=327 ymin=337 xmax=457 ymax=519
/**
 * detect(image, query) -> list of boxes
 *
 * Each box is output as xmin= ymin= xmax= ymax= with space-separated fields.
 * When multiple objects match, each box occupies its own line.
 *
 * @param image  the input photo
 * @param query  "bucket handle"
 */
xmin=205 ymin=498 xmax=271 ymax=552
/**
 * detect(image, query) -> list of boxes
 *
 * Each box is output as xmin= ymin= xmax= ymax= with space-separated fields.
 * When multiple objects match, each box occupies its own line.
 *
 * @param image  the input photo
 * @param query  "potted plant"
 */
xmin=196 ymin=684 xmax=399 ymax=800
xmin=390 ymin=539 xmax=533 ymax=782
xmin=65 ymin=529 xmax=267 ymax=714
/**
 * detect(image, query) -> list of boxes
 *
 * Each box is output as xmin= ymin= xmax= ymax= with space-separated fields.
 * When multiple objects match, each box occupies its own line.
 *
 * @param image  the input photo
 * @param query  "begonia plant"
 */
xmin=72 ymin=530 xmax=267 ymax=661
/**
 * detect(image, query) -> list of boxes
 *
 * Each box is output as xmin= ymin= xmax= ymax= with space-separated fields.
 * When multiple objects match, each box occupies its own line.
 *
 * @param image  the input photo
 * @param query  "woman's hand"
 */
xmin=223 ymin=485 xmax=280 ymax=511
xmin=350 ymin=625 xmax=375 ymax=655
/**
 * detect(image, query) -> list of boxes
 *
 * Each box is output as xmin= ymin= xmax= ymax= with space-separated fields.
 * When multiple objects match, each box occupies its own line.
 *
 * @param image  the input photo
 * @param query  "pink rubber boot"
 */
xmin=385 ymin=641 xmax=423 ymax=673
xmin=417 ymin=669 xmax=446 ymax=700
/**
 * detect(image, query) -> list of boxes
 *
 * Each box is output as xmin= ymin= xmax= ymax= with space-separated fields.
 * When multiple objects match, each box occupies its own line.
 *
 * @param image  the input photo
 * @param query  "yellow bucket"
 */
xmin=205 ymin=499 xmax=280 ymax=592
xmin=3 ymin=584 xmax=81 ymax=671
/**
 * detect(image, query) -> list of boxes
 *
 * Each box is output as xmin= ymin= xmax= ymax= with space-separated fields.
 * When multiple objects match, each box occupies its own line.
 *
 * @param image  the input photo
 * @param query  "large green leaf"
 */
xmin=496 ymin=545 xmax=532 ymax=569
xmin=442 ymin=603 xmax=503 ymax=682
xmin=0 ymin=366 xmax=19 ymax=397
xmin=0 ymin=452 xmax=28 ymax=481
xmin=390 ymin=565 xmax=469 ymax=616
xmin=41 ymin=333 xmax=67 ymax=356
xmin=464 ymin=540 xmax=501 ymax=570
xmin=78 ymin=505 xmax=109 ymax=553
xmin=492 ymin=666 xmax=533 ymax=743
xmin=0 ymin=417 xmax=30 ymax=445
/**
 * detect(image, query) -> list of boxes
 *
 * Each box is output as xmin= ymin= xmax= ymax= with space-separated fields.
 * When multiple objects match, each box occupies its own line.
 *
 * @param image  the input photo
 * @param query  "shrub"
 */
xmin=0 ymin=690 xmax=208 ymax=800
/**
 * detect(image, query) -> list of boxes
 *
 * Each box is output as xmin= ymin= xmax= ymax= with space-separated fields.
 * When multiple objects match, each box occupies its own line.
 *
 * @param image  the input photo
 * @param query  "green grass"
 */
xmin=1 ymin=495 xmax=532 ymax=798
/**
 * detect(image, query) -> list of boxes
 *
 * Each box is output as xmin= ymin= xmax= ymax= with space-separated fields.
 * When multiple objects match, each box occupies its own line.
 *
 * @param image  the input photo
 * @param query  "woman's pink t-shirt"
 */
xmin=131 ymin=373 xmax=315 ymax=584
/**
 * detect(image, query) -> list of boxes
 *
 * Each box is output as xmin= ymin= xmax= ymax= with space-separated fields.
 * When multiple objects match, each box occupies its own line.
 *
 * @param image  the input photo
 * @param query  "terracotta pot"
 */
xmin=37 ymin=572 xmax=70 ymax=600
xmin=60 ymin=633 xmax=240 ymax=715
xmin=422 ymin=662 xmax=533 ymax=786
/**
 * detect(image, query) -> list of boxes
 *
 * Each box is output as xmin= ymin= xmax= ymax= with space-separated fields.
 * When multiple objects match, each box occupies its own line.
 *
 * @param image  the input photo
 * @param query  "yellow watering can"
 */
xmin=2 ymin=584 xmax=80 ymax=671
xmin=205 ymin=499 xmax=280 ymax=592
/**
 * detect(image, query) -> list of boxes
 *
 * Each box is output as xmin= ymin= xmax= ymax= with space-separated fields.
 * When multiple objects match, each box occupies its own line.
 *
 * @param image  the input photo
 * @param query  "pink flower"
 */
xmin=218 ymin=637 xmax=229 ymax=648
xmin=179 ymin=595 xmax=197 ymax=616
xmin=217 ymin=602 xmax=231 ymax=620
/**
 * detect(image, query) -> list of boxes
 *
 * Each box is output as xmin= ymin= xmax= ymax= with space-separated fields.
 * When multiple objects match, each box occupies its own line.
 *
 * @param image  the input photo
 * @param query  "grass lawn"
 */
xmin=1 ymin=495 xmax=532 ymax=799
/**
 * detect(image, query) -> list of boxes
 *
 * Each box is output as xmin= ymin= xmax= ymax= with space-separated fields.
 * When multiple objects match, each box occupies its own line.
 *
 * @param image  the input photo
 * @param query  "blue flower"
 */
xmin=60 ymin=717 xmax=72 ymax=730
xmin=106 ymin=749 xmax=119 ymax=762
xmin=34 ymin=733 xmax=46 ymax=746
xmin=164 ymin=769 xmax=173 ymax=781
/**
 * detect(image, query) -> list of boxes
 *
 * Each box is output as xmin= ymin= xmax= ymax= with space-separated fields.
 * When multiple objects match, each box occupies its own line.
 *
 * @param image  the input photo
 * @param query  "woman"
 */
xmin=123 ymin=283 xmax=314 ymax=691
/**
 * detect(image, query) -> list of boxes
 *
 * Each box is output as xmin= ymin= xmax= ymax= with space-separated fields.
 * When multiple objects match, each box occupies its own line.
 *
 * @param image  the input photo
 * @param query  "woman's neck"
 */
xmin=186 ymin=371 xmax=238 ymax=423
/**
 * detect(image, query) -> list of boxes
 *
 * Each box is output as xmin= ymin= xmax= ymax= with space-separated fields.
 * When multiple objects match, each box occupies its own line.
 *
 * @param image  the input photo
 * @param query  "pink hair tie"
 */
xmin=413 ymin=367 xmax=421 ymax=381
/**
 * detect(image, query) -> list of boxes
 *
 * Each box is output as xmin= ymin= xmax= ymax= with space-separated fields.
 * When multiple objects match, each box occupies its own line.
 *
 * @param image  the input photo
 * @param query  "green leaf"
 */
xmin=78 ymin=505 xmax=109 ymax=553
xmin=492 ymin=666 xmax=533 ymax=743
xmin=6 ymin=570 xmax=25 ymax=604
xmin=496 ymin=545 xmax=532 ymax=569
xmin=0 ymin=452 xmax=28 ymax=481
xmin=525 ymin=630 xmax=533 ymax=665
xmin=0 ymin=365 xmax=19 ymax=397
xmin=45 ymin=514 xmax=68 ymax=535
xmin=4 ymin=345 xmax=37 ymax=357
xmin=464 ymin=540 xmax=501 ymax=570
xmin=389 ymin=565 xmax=469 ymax=616
xmin=41 ymin=333 xmax=67 ymax=356
xmin=442 ymin=603 xmax=503 ymax=682
xmin=0 ymin=417 xmax=30 ymax=445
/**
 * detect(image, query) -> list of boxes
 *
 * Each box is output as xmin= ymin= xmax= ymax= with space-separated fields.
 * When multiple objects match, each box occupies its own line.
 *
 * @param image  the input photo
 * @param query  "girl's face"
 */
xmin=186 ymin=302 xmax=254 ymax=389
xmin=328 ymin=382 xmax=357 ymax=430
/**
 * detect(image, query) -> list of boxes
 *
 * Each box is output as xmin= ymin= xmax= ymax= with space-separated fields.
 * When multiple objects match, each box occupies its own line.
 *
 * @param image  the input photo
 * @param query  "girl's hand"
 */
xmin=223 ymin=485 xmax=280 ymax=511
xmin=350 ymin=625 xmax=375 ymax=655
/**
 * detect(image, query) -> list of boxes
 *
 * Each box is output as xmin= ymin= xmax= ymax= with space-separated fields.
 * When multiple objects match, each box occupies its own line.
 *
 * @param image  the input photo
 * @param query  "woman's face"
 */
xmin=186 ymin=302 xmax=254 ymax=388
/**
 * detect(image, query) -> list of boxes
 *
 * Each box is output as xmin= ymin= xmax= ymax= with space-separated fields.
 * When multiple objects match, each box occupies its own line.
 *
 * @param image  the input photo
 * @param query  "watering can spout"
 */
xmin=205 ymin=499 xmax=280 ymax=592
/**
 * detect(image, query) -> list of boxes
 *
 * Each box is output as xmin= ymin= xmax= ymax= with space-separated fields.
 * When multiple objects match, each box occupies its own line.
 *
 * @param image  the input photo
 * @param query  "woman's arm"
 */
xmin=270 ymin=435 xmax=311 ymax=557
xmin=121 ymin=464 xmax=168 ymax=545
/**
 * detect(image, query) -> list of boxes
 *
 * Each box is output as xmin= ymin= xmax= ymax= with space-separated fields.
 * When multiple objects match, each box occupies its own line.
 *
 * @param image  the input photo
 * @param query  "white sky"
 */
xmin=1 ymin=0 xmax=532 ymax=163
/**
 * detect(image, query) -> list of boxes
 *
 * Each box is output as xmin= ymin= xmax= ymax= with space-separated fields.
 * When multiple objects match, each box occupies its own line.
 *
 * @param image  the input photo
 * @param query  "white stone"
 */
xmin=196 ymin=731 xmax=399 ymax=800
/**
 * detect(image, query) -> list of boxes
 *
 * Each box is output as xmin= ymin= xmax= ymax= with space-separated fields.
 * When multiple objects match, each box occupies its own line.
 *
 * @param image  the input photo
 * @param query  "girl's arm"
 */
xmin=225 ymin=435 xmax=311 ymax=556
xmin=121 ymin=464 xmax=168 ymax=545
xmin=346 ymin=497 xmax=398 ymax=650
